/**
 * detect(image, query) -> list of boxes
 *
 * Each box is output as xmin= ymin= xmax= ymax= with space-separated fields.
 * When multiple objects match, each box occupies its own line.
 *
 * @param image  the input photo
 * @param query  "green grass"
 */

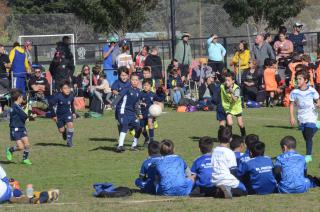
xmin=1 ymin=107 xmax=320 ymax=211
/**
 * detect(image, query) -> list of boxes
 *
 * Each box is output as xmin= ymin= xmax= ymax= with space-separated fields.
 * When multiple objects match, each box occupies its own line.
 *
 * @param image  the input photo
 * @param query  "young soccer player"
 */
xmin=289 ymin=66 xmax=320 ymax=163
xmin=140 ymin=78 xmax=156 ymax=146
xmin=154 ymin=139 xmax=194 ymax=196
xmin=237 ymin=141 xmax=277 ymax=195
xmin=190 ymin=136 xmax=215 ymax=197
xmin=274 ymin=136 xmax=319 ymax=193
xmin=230 ymin=135 xmax=245 ymax=167
xmin=263 ymin=58 xmax=278 ymax=107
xmin=142 ymin=67 xmax=156 ymax=92
xmin=239 ymin=134 xmax=259 ymax=164
xmin=6 ymin=89 xmax=32 ymax=165
xmin=220 ymin=71 xmax=246 ymax=137
xmin=135 ymin=141 xmax=161 ymax=194
xmin=49 ymin=81 xmax=75 ymax=147
xmin=211 ymin=126 xmax=247 ymax=199
xmin=114 ymin=73 xmax=142 ymax=152
xmin=111 ymin=66 xmax=130 ymax=96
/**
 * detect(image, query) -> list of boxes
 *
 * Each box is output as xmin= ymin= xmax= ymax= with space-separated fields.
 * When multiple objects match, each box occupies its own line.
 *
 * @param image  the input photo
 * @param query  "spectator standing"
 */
xmin=0 ymin=44 xmax=10 ymax=82
xmin=145 ymin=47 xmax=163 ymax=88
xmin=174 ymin=32 xmax=192 ymax=82
xmin=207 ymin=34 xmax=226 ymax=75
xmin=24 ymin=41 xmax=33 ymax=67
xmin=135 ymin=45 xmax=149 ymax=69
xmin=231 ymin=40 xmax=250 ymax=84
xmin=116 ymin=40 xmax=134 ymax=74
xmin=274 ymin=33 xmax=294 ymax=59
xmin=102 ymin=36 xmax=119 ymax=86
xmin=288 ymin=23 xmax=306 ymax=54
xmin=252 ymin=34 xmax=275 ymax=77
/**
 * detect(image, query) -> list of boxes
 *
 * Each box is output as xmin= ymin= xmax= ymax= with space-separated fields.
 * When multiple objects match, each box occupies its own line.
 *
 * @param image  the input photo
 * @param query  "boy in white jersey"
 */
xmin=211 ymin=126 xmax=247 ymax=198
xmin=290 ymin=64 xmax=320 ymax=163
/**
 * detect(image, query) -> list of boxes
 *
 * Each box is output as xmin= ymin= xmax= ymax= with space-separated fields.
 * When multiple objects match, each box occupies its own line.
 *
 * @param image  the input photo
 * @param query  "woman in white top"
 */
xmin=116 ymin=40 xmax=134 ymax=73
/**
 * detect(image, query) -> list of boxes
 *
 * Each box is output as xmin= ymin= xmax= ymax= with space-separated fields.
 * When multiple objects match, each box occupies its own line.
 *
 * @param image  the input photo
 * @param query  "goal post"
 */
xmin=18 ymin=34 xmax=76 ymax=67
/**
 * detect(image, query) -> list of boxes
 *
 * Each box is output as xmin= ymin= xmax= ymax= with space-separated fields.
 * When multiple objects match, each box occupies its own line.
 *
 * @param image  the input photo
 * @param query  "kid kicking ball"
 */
xmin=149 ymin=104 xmax=162 ymax=117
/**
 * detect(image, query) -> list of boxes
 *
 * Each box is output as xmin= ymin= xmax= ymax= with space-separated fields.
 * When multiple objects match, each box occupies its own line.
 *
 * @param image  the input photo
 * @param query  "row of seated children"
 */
xmin=135 ymin=127 xmax=320 ymax=198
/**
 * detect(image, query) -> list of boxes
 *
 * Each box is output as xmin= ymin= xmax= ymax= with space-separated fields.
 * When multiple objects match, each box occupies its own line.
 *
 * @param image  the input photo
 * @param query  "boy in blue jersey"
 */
xmin=140 ymin=79 xmax=156 ymax=146
xmin=135 ymin=141 xmax=161 ymax=194
xmin=111 ymin=66 xmax=130 ymax=96
xmin=114 ymin=73 xmax=142 ymax=152
xmin=230 ymin=135 xmax=245 ymax=167
xmin=190 ymin=136 xmax=215 ymax=197
xmin=289 ymin=67 xmax=320 ymax=163
xmin=49 ymin=81 xmax=75 ymax=147
xmin=155 ymin=139 xmax=194 ymax=196
xmin=239 ymin=134 xmax=259 ymax=165
xmin=6 ymin=89 xmax=32 ymax=165
xmin=238 ymin=141 xmax=277 ymax=195
xmin=274 ymin=136 xmax=319 ymax=194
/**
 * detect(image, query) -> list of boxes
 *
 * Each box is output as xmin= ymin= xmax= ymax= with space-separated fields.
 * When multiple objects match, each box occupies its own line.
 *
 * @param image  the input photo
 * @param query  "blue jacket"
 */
xmin=207 ymin=38 xmax=226 ymax=62
xmin=9 ymin=103 xmax=28 ymax=129
xmin=275 ymin=151 xmax=311 ymax=194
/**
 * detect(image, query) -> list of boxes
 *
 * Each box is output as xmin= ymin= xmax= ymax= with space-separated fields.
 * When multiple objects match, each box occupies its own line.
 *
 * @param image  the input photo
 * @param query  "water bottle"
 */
xmin=26 ymin=184 xmax=34 ymax=198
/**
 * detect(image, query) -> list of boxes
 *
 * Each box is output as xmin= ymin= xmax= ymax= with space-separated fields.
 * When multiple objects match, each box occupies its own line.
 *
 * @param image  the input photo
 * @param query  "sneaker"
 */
xmin=305 ymin=155 xmax=312 ymax=163
xmin=130 ymin=146 xmax=139 ymax=151
xmin=21 ymin=159 xmax=32 ymax=165
xmin=217 ymin=185 xmax=232 ymax=199
xmin=67 ymin=140 xmax=73 ymax=147
xmin=129 ymin=129 xmax=135 ymax=137
xmin=6 ymin=148 xmax=12 ymax=161
xmin=115 ymin=146 xmax=125 ymax=153
xmin=62 ymin=130 xmax=67 ymax=140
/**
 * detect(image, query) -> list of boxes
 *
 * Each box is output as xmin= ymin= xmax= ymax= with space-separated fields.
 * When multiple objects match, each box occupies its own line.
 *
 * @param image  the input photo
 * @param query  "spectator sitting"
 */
xmin=75 ymin=65 xmax=91 ymax=98
xmin=167 ymin=68 xmax=184 ymax=105
xmin=241 ymin=60 xmax=259 ymax=103
xmin=28 ymin=65 xmax=50 ymax=101
xmin=198 ymin=73 xmax=215 ymax=109
xmin=92 ymin=63 xmax=102 ymax=86
xmin=90 ymin=72 xmax=112 ymax=110
xmin=166 ymin=59 xmax=180 ymax=76
xmin=192 ymin=58 xmax=212 ymax=85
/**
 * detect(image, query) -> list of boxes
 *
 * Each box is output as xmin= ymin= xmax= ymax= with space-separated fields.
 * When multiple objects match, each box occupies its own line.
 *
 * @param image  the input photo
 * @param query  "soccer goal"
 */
xmin=18 ymin=34 xmax=76 ymax=67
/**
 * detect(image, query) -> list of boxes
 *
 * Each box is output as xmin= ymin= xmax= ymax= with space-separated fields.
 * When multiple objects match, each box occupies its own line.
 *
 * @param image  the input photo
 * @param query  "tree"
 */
xmin=8 ymin=0 xmax=71 ymax=14
xmin=69 ymin=0 xmax=159 ymax=36
xmin=219 ymin=0 xmax=306 ymax=33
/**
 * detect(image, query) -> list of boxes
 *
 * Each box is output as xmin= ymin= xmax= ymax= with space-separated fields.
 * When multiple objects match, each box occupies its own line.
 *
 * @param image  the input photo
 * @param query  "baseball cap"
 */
xmin=118 ymin=39 xmax=129 ymax=47
xmin=294 ymin=22 xmax=303 ymax=27
xmin=108 ymin=36 xmax=118 ymax=43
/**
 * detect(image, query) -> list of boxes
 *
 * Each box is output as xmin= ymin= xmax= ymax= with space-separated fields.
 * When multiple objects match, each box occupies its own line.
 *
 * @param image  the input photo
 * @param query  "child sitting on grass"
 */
xmin=239 ymin=134 xmax=259 ymax=165
xmin=6 ymin=89 xmax=32 ymax=165
xmin=135 ymin=141 xmax=161 ymax=194
xmin=154 ymin=139 xmax=194 ymax=196
xmin=211 ymin=126 xmax=247 ymax=199
xmin=237 ymin=141 xmax=277 ymax=195
xmin=274 ymin=136 xmax=320 ymax=194
xmin=230 ymin=135 xmax=245 ymax=167
xmin=190 ymin=136 xmax=215 ymax=197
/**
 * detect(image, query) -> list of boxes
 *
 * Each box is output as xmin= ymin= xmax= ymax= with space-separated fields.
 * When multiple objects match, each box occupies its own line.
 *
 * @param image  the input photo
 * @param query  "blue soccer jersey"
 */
xmin=9 ymin=103 xmax=28 ymax=129
xmin=137 ymin=155 xmax=161 ymax=194
xmin=275 ymin=151 xmax=311 ymax=194
xmin=238 ymin=156 xmax=277 ymax=195
xmin=155 ymin=154 xmax=193 ymax=196
xmin=234 ymin=151 xmax=243 ymax=167
xmin=116 ymin=86 xmax=141 ymax=117
xmin=190 ymin=153 xmax=213 ymax=188
xmin=49 ymin=92 xmax=75 ymax=117
xmin=140 ymin=90 xmax=155 ymax=118
xmin=239 ymin=149 xmax=251 ymax=165
xmin=111 ymin=79 xmax=130 ymax=93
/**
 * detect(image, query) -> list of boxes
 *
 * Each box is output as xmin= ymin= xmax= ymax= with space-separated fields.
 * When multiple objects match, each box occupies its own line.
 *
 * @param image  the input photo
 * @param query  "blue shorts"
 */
xmin=156 ymin=179 xmax=193 ymax=196
xmin=10 ymin=127 xmax=27 ymax=141
xmin=299 ymin=122 xmax=318 ymax=133
xmin=57 ymin=114 xmax=73 ymax=129
xmin=0 ymin=182 xmax=12 ymax=203
xmin=135 ymin=178 xmax=156 ymax=194
xmin=216 ymin=110 xmax=226 ymax=121
xmin=118 ymin=114 xmax=141 ymax=133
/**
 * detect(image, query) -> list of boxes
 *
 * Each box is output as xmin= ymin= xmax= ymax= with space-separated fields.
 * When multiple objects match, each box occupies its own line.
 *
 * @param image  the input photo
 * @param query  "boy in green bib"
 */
xmin=221 ymin=71 xmax=246 ymax=137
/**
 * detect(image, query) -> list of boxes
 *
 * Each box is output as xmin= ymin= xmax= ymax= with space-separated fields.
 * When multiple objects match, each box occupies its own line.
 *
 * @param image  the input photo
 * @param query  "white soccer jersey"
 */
xmin=211 ymin=146 xmax=240 ymax=188
xmin=0 ymin=166 xmax=8 ymax=199
xmin=290 ymin=87 xmax=319 ymax=124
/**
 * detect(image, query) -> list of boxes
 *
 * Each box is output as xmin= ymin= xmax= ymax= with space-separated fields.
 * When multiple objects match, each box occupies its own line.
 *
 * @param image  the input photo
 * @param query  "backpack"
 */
xmin=93 ymin=183 xmax=132 ymax=198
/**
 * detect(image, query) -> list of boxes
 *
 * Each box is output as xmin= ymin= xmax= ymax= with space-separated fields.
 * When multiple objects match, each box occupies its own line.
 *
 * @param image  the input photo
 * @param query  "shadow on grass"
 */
xmin=89 ymin=144 xmax=144 ymax=152
xmin=265 ymin=125 xmax=293 ymax=130
xmin=189 ymin=136 xmax=218 ymax=142
xmin=89 ymin=137 xmax=117 ymax=142
xmin=35 ymin=143 xmax=67 ymax=147
xmin=0 ymin=161 xmax=16 ymax=164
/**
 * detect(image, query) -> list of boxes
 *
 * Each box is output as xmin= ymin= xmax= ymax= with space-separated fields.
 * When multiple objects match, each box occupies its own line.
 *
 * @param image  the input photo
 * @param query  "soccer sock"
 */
xmin=149 ymin=128 xmax=154 ymax=141
xmin=132 ymin=128 xmax=142 ymax=147
xmin=118 ymin=132 xmax=126 ymax=147
xmin=22 ymin=147 xmax=30 ymax=160
xmin=132 ymin=137 xmax=138 ymax=147
xmin=67 ymin=128 xmax=74 ymax=143
xmin=227 ymin=125 xmax=232 ymax=133
xmin=269 ymin=97 xmax=274 ymax=106
xmin=303 ymin=128 xmax=315 ymax=155
xmin=142 ymin=129 xmax=149 ymax=140
xmin=9 ymin=146 xmax=17 ymax=153
xmin=240 ymin=127 xmax=246 ymax=137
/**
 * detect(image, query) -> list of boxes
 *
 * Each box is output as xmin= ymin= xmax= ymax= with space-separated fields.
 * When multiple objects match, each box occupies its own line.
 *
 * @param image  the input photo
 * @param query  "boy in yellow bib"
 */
xmin=221 ymin=72 xmax=246 ymax=137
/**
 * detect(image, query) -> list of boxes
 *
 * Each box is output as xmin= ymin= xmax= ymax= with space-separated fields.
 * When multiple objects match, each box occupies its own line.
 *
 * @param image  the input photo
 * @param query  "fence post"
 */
xmin=223 ymin=37 xmax=227 ymax=68
xmin=129 ymin=41 xmax=133 ymax=57
xmin=192 ymin=39 xmax=196 ymax=59
xmin=317 ymin=32 xmax=320 ymax=52
xmin=34 ymin=45 xmax=38 ymax=64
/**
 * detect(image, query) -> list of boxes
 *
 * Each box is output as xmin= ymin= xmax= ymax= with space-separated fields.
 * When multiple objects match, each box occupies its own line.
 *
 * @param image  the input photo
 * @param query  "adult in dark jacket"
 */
xmin=145 ymin=47 xmax=162 ymax=88
xmin=241 ymin=60 xmax=259 ymax=102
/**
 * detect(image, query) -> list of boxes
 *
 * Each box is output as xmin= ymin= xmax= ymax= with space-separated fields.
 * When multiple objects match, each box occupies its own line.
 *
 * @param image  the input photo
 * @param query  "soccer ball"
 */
xmin=149 ymin=104 xmax=162 ymax=117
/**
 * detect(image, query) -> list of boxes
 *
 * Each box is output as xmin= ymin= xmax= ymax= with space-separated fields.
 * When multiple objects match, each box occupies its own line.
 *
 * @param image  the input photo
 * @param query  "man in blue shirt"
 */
xmin=207 ymin=34 xmax=226 ymax=75
xmin=190 ymin=136 xmax=215 ymax=197
xmin=238 ymin=141 xmax=277 ymax=195
xmin=274 ymin=136 xmax=318 ymax=194
xmin=288 ymin=23 xmax=306 ymax=54
xmin=102 ymin=36 xmax=119 ymax=85
xmin=135 ymin=141 xmax=161 ymax=194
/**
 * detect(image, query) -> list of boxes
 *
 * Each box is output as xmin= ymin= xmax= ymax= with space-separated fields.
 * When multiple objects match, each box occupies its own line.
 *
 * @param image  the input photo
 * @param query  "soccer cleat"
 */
xmin=67 ymin=140 xmax=73 ymax=147
xmin=217 ymin=185 xmax=232 ymax=199
xmin=130 ymin=146 xmax=139 ymax=151
xmin=305 ymin=155 xmax=312 ymax=163
xmin=129 ymin=129 xmax=135 ymax=137
xmin=62 ymin=130 xmax=67 ymax=140
xmin=21 ymin=159 xmax=32 ymax=165
xmin=6 ymin=148 xmax=12 ymax=161
xmin=115 ymin=146 xmax=125 ymax=153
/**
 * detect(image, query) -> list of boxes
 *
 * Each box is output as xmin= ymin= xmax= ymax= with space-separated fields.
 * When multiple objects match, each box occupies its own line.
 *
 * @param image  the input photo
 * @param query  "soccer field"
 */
xmin=1 ymin=108 xmax=320 ymax=211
